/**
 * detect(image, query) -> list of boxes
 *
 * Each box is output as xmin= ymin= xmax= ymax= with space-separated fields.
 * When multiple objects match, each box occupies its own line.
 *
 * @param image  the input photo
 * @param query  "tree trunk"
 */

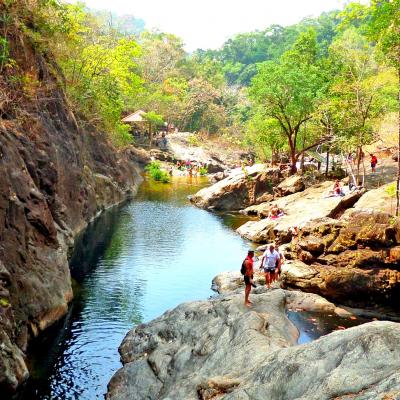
xmin=149 ymin=122 xmax=153 ymax=148
xmin=288 ymin=137 xmax=297 ymax=174
xmin=396 ymin=64 xmax=400 ymax=216
xmin=300 ymin=134 xmax=306 ymax=174
xmin=325 ymin=148 xmax=330 ymax=177
xmin=356 ymin=145 xmax=362 ymax=185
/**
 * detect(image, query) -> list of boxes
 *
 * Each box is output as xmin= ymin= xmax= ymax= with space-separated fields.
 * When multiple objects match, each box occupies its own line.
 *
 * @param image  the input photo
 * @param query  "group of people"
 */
xmin=242 ymin=244 xmax=283 ymax=307
xmin=346 ymin=152 xmax=379 ymax=173
xmin=175 ymin=160 xmax=205 ymax=177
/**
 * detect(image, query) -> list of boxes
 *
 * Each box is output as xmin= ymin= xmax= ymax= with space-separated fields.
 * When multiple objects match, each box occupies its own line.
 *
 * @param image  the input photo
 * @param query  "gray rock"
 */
xmin=274 ymin=175 xmax=305 ymax=197
xmin=224 ymin=321 xmax=400 ymax=400
xmin=107 ymin=290 xmax=298 ymax=400
xmin=237 ymin=182 xmax=363 ymax=243
xmin=190 ymin=165 xmax=281 ymax=211
xmin=106 ymin=289 xmax=400 ymax=400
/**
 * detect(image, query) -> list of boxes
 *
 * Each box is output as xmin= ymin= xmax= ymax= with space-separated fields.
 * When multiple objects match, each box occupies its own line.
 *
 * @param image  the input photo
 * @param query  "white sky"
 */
xmin=69 ymin=0 xmax=369 ymax=51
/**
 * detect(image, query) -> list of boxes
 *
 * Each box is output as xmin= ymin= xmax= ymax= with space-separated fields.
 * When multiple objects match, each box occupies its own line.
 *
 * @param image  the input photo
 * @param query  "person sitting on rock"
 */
xmin=328 ymin=180 xmax=344 ymax=197
xmin=243 ymin=250 xmax=256 ymax=307
xmin=260 ymin=244 xmax=281 ymax=289
xmin=268 ymin=204 xmax=284 ymax=219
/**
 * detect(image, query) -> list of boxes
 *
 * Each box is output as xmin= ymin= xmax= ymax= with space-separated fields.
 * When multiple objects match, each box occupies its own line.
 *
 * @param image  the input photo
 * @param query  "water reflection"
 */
xmin=20 ymin=176 xmax=251 ymax=399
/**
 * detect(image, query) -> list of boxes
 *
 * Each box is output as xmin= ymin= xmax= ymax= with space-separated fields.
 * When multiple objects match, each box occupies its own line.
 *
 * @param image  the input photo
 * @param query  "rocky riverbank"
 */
xmin=192 ymin=164 xmax=400 ymax=306
xmin=106 ymin=287 xmax=400 ymax=400
xmin=0 ymin=23 xmax=145 ymax=393
xmin=106 ymin=163 xmax=400 ymax=399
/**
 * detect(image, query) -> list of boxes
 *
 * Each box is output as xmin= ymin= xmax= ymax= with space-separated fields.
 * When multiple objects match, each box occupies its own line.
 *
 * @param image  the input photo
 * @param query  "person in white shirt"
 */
xmin=260 ymin=244 xmax=281 ymax=289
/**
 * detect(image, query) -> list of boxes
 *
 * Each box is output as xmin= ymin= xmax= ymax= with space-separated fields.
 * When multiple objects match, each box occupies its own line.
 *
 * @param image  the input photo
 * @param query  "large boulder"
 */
xmin=281 ymin=210 xmax=400 ymax=305
xmin=353 ymin=181 xmax=397 ymax=215
xmin=106 ymin=289 xmax=400 ymax=400
xmin=223 ymin=321 xmax=400 ymax=400
xmin=274 ymin=175 xmax=305 ymax=197
xmin=190 ymin=165 xmax=281 ymax=211
xmin=237 ymin=182 xmax=363 ymax=243
xmin=107 ymin=290 xmax=297 ymax=400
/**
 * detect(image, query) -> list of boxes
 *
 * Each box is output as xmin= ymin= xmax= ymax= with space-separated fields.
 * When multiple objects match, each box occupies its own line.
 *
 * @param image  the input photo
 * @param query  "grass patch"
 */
xmin=145 ymin=161 xmax=171 ymax=183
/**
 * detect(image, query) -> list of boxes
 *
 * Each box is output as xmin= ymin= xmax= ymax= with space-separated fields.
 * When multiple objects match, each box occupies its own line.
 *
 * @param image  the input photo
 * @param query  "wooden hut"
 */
xmin=122 ymin=110 xmax=149 ymax=142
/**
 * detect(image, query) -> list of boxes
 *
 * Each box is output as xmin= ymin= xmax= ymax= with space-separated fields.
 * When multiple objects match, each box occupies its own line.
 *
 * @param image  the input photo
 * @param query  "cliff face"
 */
xmin=0 ymin=11 xmax=143 ymax=393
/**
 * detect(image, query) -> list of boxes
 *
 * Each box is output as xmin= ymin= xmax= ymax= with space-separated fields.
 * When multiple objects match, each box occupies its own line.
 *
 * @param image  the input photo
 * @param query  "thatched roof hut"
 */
xmin=121 ymin=110 xmax=146 ymax=123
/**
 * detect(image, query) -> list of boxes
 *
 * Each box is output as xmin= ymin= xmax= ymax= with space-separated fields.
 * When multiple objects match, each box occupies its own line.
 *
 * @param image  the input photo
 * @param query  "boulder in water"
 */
xmin=190 ymin=165 xmax=281 ymax=211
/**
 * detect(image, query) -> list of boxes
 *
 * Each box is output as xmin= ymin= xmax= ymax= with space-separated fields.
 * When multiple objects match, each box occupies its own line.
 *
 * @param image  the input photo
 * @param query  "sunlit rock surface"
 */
xmin=107 ymin=288 xmax=400 ymax=400
xmin=190 ymin=165 xmax=281 ymax=211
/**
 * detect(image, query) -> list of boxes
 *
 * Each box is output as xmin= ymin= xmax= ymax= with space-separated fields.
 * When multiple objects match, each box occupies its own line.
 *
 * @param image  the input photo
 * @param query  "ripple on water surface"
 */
xmin=20 ymin=177 xmax=250 ymax=399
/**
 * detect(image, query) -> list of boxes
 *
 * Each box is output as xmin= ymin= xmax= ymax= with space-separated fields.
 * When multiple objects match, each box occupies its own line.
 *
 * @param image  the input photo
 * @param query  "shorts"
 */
xmin=264 ymin=268 xmax=276 ymax=273
xmin=371 ymin=163 xmax=376 ymax=168
xmin=244 ymin=275 xmax=253 ymax=285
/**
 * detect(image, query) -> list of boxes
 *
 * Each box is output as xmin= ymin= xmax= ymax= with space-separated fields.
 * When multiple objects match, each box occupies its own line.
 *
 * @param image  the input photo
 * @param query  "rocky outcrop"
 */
xmin=222 ymin=321 xmax=400 ymax=400
xmin=353 ymin=181 xmax=397 ymax=215
xmin=106 ymin=288 xmax=400 ymax=400
xmin=273 ymin=174 xmax=305 ymax=197
xmin=106 ymin=290 xmax=297 ymax=400
xmin=281 ymin=210 xmax=400 ymax=305
xmin=190 ymin=165 xmax=281 ymax=211
xmin=166 ymin=132 xmax=252 ymax=172
xmin=0 ymin=15 xmax=143 ymax=392
xmin=237 ymin=182 xmax=363 ymax=243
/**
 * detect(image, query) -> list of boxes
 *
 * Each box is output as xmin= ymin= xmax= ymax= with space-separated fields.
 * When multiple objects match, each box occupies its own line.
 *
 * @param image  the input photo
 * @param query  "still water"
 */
xmin=21 ymin=176 xmax=252 ymax=399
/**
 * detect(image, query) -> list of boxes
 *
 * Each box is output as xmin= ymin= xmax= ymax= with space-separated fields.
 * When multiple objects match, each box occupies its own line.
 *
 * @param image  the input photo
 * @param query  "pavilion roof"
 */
xmin=121 ymin=110 xmax=146 ymax=123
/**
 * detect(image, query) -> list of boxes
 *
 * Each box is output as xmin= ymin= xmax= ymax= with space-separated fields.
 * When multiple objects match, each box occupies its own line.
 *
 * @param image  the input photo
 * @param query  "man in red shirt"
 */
xmin=370 ymin=154 xmax=378 ymax=173
xmin=243 ymin=250 xmax=255 ymax=307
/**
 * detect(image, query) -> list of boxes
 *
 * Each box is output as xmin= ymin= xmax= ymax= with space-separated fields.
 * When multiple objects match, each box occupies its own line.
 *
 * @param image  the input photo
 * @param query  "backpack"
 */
xmin=240 ymin=259 xmax=246 ymax=275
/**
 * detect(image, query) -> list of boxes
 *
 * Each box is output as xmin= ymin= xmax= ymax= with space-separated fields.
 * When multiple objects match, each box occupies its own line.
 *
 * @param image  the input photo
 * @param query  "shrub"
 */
xmin=199 ymin=166 xmax=208 ymax=176
xmin=385 ymin=182 xmax=396 ymax=198
xmin=145 ymin=161 xmax=170 ymax=183
xmin=188 ymin=134 xmax=201 ymax=147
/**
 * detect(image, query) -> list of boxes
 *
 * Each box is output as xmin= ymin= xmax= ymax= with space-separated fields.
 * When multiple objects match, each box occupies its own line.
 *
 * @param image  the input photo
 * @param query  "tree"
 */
xmin=250 ymin=29 xmax=329 ymax=172
xmin=367 ymin=0 xmax=400 ymax=214
xmin=246 ymin=109 xmax=286 ymax=162
xmin=328 ymin=28 xmax=395 ymax=183
xmin=143 ymin=111 xmax=164 ymax=147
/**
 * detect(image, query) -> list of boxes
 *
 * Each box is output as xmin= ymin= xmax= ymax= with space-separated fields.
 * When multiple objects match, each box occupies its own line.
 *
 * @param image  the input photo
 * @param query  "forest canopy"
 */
xmin=0 ymin=0 xmax=398 ymax=168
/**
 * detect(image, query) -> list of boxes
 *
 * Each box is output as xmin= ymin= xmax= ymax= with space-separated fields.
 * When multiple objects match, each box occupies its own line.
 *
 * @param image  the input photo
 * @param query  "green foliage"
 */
xmin=199 ymin=166 xmax=208 ymax=176
xmin=145 ymin=161 xmax=171 ymax=183
xmin=0 ymin=36 xmax=9 ymax=70
xmin=386 ymin=183 xmax=396 ymax=198
xmin=143 ymin=111 xmax=164 ymax=127
xmin=188 ymin=134 xmax=201 ymax=147
xmin=0 ymin=297 xmax=9 ymax=307
xmin=249 ymin=29 xmax=327 ymax=168
xmin=328 ymin=28 xmax=394 ymax=150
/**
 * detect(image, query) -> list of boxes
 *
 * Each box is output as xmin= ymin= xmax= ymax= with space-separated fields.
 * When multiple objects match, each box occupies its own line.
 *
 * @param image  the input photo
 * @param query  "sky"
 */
xmin=69 ymin=0 xmax=369 ymax=51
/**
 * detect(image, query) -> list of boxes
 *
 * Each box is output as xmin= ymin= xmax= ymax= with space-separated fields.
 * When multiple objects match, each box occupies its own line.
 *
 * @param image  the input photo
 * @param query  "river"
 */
xmin=20 ymin=176 xmax=252 ymax=399
xmin=18 ymin=175 xmax=372 ymax=400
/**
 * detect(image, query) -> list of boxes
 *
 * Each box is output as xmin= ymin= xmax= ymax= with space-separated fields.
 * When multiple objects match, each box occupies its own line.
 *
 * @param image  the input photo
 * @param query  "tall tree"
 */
xmin=368 ymin=0 xmax=400 ymax=214
xmin=328 ymin=28 xmax=392 ymax=183
xmin=250 ymin=29 xmax=328 ymax=172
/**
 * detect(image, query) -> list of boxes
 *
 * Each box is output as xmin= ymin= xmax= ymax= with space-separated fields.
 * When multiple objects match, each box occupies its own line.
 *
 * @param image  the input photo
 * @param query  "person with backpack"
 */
xmin=241 ymin=250 xmax=256 ymax=307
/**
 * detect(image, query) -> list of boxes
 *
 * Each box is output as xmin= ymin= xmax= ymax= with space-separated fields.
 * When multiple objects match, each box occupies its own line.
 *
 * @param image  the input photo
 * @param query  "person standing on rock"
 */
xmin=261 ymin=244 xmax=280 ymax=289
xmin=370 ymin=154 xmax=378 ymax=173
xmin=243 ymin=250 xmax=255 ymax=307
